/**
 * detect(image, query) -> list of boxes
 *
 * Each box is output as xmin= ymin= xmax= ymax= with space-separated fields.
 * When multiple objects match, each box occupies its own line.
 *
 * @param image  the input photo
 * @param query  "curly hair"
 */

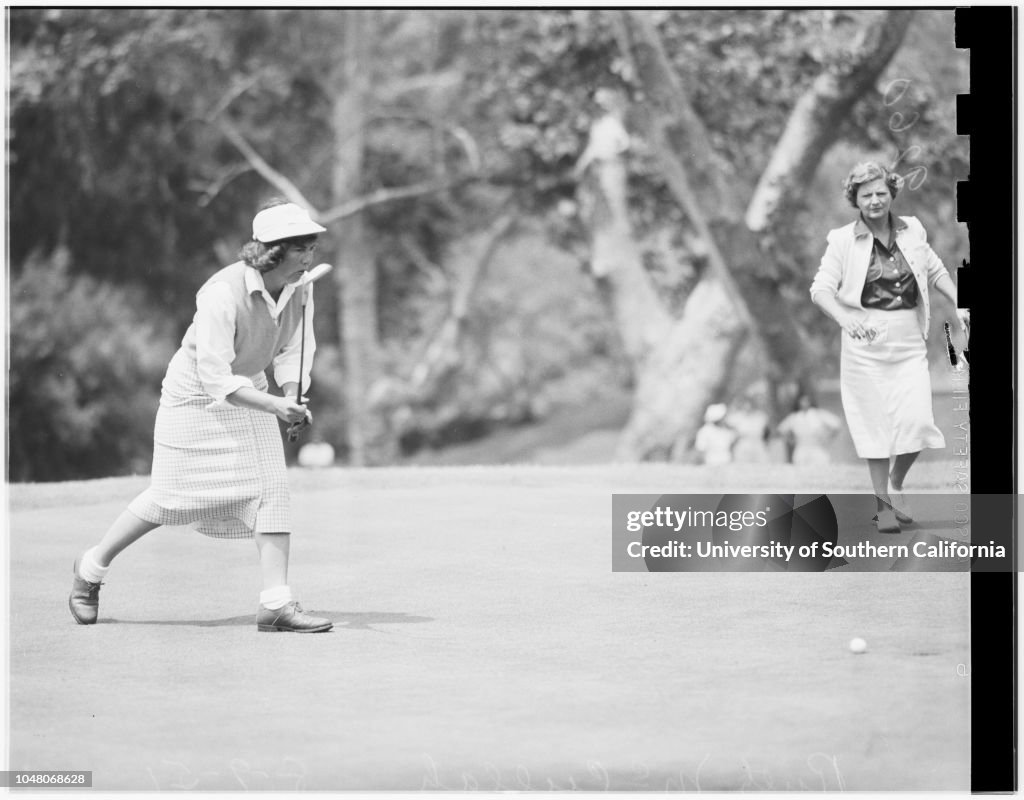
xmin=238 ymin=197 xmax=319 ymax=272
xmin=842 ymin=161 xmax=905 ymax=209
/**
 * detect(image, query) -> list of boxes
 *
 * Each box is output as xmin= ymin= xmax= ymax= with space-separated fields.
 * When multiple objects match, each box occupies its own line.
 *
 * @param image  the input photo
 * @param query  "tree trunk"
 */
xmin=407 ymin=210 xmax=518 ymax=396
xmin=604 ymin=9 xmax=913 ymax=460
xmin=613 ymin=13 xmax=747 ymax=224
xmin=330 ymin=12 xmax=395 ymax=466
xmin=580 ymin=151 xmax=672 ymax=368
xmin=577 ymin=118 xmax=744 ymax=460
xmin=616 ymin=278 xmax=748 ymax=461
xmin=746 ymin=10 xmax=915 ymax=231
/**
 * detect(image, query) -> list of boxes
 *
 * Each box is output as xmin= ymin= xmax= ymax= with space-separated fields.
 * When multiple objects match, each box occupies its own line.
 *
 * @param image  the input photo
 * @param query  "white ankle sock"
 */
xmin=260 ymin=585 xmax=293 ymax=610
xmin=78 ymin=547 xmax=110 ymax=583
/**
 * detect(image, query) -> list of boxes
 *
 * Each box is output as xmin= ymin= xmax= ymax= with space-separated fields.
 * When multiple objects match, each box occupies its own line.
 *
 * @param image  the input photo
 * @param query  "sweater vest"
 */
xmin=181 ymin=262 xmax=305 ymax=378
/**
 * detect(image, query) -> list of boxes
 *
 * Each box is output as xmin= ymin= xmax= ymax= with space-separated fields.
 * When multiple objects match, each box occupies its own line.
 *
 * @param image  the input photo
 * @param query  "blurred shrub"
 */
xmin=8 ymin=250 xmax=175 ymax=481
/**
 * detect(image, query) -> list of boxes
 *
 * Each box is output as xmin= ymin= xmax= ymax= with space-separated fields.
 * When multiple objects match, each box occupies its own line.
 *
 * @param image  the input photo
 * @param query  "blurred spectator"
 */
xmin=777 ymin=393 xmax=842 ymax=466
xmin=727 ymin=393 xmax=770 ymax=463
xmin=573 ymin=87 xmax=631 ymax=180
xmin=694 ymin=403 xmax=737 ymax=465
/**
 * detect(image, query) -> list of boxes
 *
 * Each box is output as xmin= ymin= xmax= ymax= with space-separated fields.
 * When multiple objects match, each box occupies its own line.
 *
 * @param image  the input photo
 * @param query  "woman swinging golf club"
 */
xmin=69 ymin=199 xmax=335 ymax=632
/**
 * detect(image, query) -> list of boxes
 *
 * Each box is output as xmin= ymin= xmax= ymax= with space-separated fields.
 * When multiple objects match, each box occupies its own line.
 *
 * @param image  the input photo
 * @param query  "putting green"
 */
xmin=8 ymin=465 xmax=969 ymax=791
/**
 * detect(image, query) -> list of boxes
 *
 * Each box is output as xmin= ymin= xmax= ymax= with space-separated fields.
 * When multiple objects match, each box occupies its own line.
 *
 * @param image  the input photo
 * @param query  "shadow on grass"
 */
xmin=100 ymin=611 xmax=434 ymax=628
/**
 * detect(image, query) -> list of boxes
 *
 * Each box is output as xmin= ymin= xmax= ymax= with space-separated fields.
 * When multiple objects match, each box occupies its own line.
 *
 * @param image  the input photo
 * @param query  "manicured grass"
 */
xmin=7 ymin=465 xmax=969 ymax=791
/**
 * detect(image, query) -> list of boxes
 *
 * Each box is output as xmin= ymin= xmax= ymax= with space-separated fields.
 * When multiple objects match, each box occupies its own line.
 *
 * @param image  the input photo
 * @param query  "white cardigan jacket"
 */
xmin=810 ymin=215 xmax=949 ymax=338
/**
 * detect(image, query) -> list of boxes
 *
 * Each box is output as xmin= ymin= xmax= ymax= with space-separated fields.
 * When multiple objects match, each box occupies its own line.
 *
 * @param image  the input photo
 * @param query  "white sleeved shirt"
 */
xmin=809 ymin=215 xmax=948 ymax=337
xmin=193 ymin=267 xmax=315 ymax=409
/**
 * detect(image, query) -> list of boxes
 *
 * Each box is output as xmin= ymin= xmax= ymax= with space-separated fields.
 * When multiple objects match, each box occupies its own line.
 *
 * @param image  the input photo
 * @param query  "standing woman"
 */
xmin=810 ymin=162 xmax=968 ymax=532
xmin=69 ymin=199 xmax=334 ymax=632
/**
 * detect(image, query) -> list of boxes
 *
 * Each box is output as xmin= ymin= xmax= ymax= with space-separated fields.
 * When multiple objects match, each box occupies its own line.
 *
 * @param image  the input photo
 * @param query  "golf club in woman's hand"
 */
xmin=287 ymin=263 xmax=333 ymax=442
xmin=70 ymin=200 xmax=336 ymax=633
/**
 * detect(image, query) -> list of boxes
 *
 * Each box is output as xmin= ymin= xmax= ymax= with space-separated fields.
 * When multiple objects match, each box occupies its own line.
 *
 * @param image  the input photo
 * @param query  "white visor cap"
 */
xmin=252 ymin=203 xmax=326 ymax=243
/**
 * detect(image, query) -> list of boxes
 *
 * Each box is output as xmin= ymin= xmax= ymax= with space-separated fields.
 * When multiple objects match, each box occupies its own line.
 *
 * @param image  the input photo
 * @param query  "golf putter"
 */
xmin=288 ymin=264 xmax=333 ymax=442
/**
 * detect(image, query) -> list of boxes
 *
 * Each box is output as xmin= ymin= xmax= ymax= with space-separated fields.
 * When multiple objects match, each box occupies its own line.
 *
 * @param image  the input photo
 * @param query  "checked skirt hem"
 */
xmin=128 ymin=370 xmax=291 ymax=540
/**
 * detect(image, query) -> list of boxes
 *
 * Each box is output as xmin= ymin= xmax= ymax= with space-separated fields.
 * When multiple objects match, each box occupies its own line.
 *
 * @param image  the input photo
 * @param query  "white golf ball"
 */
xmin=849 ymin=637 xmax=868 ymax=654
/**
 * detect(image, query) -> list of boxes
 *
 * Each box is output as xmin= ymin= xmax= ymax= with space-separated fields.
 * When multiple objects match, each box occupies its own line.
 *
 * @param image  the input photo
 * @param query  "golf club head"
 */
xmin=304 ymin=263 xmax=334 ymax=285
xmin=297 ymin=263 xmax=334 ymax=308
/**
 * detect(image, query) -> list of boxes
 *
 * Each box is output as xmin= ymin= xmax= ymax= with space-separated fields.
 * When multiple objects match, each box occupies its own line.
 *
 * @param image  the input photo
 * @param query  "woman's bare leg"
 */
xmin=867 ymin=457 xmax=891 ymax=512
xmin=889 ymin=451 xmax=920 ymax=489
xmin=92 ymin=509 xmax=160 ymax=565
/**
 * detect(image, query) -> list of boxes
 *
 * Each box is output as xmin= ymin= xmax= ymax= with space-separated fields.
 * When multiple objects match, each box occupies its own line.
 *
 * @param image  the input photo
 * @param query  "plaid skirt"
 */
xmin=128 ymin=355 xmax=290 ymax=540
xmin=840 ymin=308 xmax=946 ymax=459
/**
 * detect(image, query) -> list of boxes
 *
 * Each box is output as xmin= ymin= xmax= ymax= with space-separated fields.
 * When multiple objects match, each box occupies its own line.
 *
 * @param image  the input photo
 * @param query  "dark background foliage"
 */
xmin=7 ymin=8 xmax=967 ymax=480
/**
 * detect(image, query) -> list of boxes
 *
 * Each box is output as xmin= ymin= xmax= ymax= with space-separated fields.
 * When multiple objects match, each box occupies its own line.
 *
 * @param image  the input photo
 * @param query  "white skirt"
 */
xmin=128 ymin=357 xmax=290 ymax=540
xmin=840 ymin=308 xmax=945 ymax=459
